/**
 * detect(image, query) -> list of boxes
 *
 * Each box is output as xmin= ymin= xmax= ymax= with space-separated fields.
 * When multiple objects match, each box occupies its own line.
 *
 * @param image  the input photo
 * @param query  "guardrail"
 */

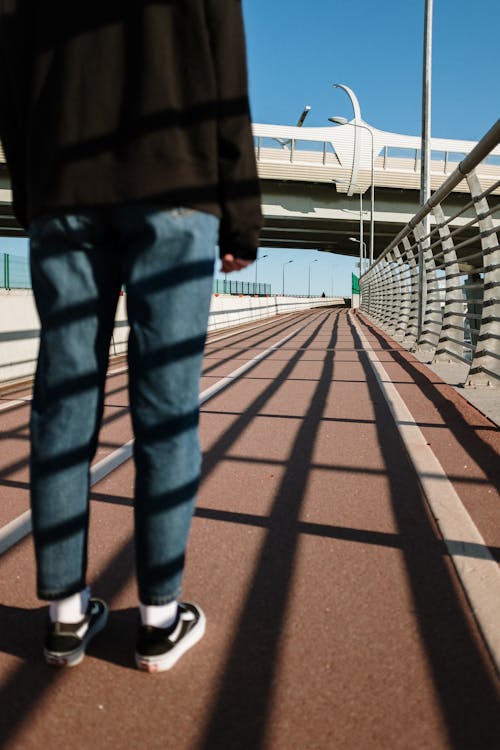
xmin=1 ymin=252 xmax=31 ymax=289
xmin=213 ymin=278 xmax=271 ymax=296
xmin=359 ymin=119 xmax=500 ymax=387
xmin=0 ymin=255 xmax=273 ymax=296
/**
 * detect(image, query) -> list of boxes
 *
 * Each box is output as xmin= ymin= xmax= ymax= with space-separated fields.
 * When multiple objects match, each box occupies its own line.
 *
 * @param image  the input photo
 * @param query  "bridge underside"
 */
xmin=0 ymin=172 xmax=484 ymax=270
xmin=260 ymin=180 xmax=481 ymax=268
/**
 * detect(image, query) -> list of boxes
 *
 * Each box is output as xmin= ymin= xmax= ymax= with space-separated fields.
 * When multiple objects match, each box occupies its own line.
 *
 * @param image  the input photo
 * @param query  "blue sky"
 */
xmin=233 ymin=0 xmax=500 ymax=296
xmin=4 ymin=1 xmax=499 ymax=297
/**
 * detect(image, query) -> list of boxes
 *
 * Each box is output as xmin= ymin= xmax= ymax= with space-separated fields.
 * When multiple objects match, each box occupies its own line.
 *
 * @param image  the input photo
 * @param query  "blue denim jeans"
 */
xmin=29 ymin=205 xmax=218 ymax=604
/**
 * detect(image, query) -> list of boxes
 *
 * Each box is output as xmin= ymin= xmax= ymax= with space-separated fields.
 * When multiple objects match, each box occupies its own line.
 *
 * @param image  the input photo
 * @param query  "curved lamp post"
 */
xmin=349 ymin=236 xmax=367 ymax=276
xmin=308 ymin=259 xmax=318 ymax=297
xmin=329 ymin=115 xmax=375 ymax=268
xmin=255 ymin=253 xmax=269 ymax=285
xmin=282 ymin=259 xmax=294 ymax=295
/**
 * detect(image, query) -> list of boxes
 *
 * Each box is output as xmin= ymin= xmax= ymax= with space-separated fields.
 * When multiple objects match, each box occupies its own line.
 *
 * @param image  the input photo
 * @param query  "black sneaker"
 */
xmin=135 ymin=602 xmax=206 ymax=673
xmin=44 ymin=598 xmax=108 ymax=667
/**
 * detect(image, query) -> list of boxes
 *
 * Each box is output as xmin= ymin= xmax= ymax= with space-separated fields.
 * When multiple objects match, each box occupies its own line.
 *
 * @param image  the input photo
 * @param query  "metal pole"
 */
xmin=307 ymin=259 xmax=318 ymax=297
xmin=330 ymin=87 xmax=376 ymax=264
xmin=333 ymin=120 xmax=375 ymax=266
xmin=255 ymin=254 xmax=268 ymax=285
xmin=359 ymin=192 xmax=364 ymax=276
xmin=418 ymin=0 xmax=433 ymax=338
xmin=369 ymin=130 xmax=375 ymax=266
xmin=282 ymin=261 xmax=292 ymax=295
xmin=421 ymin=0 xmax=433 ymax=209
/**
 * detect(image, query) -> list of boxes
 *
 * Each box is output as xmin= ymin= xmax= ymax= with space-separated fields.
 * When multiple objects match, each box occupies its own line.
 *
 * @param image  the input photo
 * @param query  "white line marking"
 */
xmin=0 ymin=396 xmax=32 ymax=413
xmin=351 ymin=312 xmax=500 ymax=675
xmin=199 ymin=317 xmax=314 ymax=404
xmin=0 ymin=365 xmax=128 ymax=414
xmin=107 ymin=365 xmax=128 ymax=377
xmin=0 ymin=313 xmax=319 ymax=555
xmin=0 ymin=317 xmax=299 ymax=412
xmin=0 ymin=511 xmax=32 ymax=555
xmin=206 ymin=312 xmax=298 ymax=345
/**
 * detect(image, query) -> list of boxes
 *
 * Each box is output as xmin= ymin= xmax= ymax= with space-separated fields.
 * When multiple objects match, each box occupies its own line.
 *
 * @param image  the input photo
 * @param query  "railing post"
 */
xmin=382 ymin=251 xmax=399 ymax=332
xmin=413 ymin=221 xmax=442 ymax=355
xmin=465 ymin=170 xmax=500 ymax=387
xmin=371 ymin=261 xmax=385 ymax=325
xmin=3 ymin=253 xmax=10 ymax=290
xmin=402 ymin=238 xmax=420 ymax=347
xmin=394 ymin=244 xmax=411 ymax=341
xmin=431 ymin=204 xmax=465 ymax=363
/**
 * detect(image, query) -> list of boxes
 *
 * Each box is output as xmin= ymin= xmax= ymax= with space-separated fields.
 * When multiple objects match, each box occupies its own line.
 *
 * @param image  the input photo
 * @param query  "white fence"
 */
xmin=0 ymin=290 xmax=343 ymax=385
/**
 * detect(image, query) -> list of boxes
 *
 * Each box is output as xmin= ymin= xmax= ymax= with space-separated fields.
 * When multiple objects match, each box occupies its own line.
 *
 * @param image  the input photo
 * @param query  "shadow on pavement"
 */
xmin=358 ymin=316 xmax=500 ymax=490
xmin=197 ymin=311 xmax=339 ymax=749
xmin=348 ymin=314 xmax=500 ymax=750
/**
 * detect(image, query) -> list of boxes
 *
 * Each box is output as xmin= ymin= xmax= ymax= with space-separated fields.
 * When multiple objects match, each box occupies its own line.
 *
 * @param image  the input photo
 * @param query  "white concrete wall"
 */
xmin=0 ymin=290 xmax=344 ymax=385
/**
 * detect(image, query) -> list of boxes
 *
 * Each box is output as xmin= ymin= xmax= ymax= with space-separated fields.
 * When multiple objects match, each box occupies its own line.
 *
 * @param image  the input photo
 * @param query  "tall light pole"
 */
xmin=419 ymin=0 xmax=433 ymax=338
xmin=282 ymin=259 xmax=294 ymax=295
xmin=421 ymin=1 xmax=433 ymax=211
xmin=255 ymin=253 xmax=269 ymax=285
xmin=329 ymin=115 xmax=375 ymax=266
xmin=308 ymin=259 xmax=318 ymax=297
xmin=349 ymin=236 xmax=367 ymax=275
xmin=332 ymin=176 xmax=365 ymax=276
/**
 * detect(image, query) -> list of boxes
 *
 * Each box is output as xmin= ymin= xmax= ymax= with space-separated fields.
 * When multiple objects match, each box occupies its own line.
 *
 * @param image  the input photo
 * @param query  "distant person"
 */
xmin=0 ymin=1 xmax=261 ymax=672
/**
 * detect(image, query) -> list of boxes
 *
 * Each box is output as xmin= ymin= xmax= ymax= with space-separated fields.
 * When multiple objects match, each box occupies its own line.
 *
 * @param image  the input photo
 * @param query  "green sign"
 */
xmin=351 ymin=273 xmax=360 ymax=294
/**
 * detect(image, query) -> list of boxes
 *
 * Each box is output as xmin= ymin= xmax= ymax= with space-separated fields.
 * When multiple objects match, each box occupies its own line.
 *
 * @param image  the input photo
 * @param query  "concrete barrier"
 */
xmin=0 ymin=289 xmax=344 ymax=385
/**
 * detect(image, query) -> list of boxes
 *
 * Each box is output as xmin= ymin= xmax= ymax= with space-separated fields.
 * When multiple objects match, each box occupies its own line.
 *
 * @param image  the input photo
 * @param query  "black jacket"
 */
xmin=0 ymin=0 xmax=262 ymax=259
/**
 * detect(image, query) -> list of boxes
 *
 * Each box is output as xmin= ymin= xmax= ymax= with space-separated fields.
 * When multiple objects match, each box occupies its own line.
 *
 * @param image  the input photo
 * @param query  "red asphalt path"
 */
xmin=0 ymin=308 xmax=499 ymax=750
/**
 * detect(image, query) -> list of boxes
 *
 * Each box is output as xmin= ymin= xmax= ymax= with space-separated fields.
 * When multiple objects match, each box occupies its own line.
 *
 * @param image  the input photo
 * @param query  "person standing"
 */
xmin=0 ymin=0 xmax=261 ymax=672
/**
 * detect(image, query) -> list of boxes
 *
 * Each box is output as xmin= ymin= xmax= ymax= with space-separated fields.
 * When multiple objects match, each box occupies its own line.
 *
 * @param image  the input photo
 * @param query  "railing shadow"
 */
xmin=197 ymin=311 xmax=339 ymax=748
xmin=0 ymin=310 xmax=330 ymax=747
xmin=0 ymin=536 xmax=135 ymax=747
xmin=347 ymin=314 xmax=500 ymax=750
xmin=358 ymin=315 xmax=500 ymax=491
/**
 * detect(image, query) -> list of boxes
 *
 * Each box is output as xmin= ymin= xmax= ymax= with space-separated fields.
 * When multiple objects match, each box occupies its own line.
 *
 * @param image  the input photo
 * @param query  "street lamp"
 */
xmin=332 ymin=176 xmax=365 ymax=273
xmin=328 ymin=113 xmax=375 ymax=266
xmin=275 ymin=105 xmax=312 ymax=148
xmin=255 ymin=253 xmax=269 ymax=284
xmin=349 ymin=236 xmax=367 ymax=276
xmin=308 ymin=259 xmax=318 ymax=297
xmin=282 ymin=259 xmax=294 ymax=295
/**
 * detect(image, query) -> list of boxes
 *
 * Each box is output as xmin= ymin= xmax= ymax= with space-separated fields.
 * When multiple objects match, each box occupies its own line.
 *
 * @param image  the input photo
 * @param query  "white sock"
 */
xmin=140 ymin=600 xmax=178 ymax=629
xmin=49 ymin=587 xmax=90 ymax=624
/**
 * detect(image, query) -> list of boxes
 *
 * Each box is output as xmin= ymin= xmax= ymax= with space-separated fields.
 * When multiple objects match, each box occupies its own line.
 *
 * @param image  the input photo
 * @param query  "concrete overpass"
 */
xmin=254 ymin=119 xmax=500 ymax=262
xmin=2 ymin=120 xmax=500 ymax=265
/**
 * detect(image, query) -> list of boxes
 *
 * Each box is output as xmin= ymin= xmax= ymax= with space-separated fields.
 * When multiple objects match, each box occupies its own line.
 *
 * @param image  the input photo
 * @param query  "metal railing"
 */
xmin=1 ymin=252 xmax=31 ymax=289
xmin=0 ymin=257 xmax=272 ymax=298
xmin=214 ymin=279 xmax=271 ymax=296
xmin=359 ymin=119 xmax=500 ymax=387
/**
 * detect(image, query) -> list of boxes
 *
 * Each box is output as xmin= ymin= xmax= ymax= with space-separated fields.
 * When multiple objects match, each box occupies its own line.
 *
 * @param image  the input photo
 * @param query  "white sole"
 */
xmin=135 ymin=609 xmax=206 ymax=673
xmin=44 ymin=604 xmax=108 ymax=667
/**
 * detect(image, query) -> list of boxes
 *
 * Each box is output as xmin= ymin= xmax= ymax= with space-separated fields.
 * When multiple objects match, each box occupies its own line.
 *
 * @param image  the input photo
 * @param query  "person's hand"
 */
xmin=220 ymin=254 xmax=254 ymax=273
